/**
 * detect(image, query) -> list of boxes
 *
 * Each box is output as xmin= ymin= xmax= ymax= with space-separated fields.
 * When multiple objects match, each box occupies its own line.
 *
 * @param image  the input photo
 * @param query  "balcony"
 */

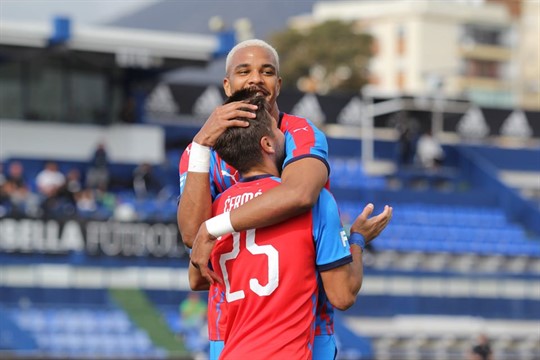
xmin=459 ymin=43 xmax=512 ymax=62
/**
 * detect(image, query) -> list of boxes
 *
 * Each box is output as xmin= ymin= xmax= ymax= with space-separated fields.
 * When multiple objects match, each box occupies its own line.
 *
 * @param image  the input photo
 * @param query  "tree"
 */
xmin=270 ymin=20 xmax=373 ymax=94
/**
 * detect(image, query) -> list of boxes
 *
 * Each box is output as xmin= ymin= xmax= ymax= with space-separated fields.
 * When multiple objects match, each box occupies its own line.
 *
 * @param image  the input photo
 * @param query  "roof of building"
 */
xmin=109 ymin=0 xmax=326 ymax=39
xmin=0 ymin=19 xmax=219 ymax=68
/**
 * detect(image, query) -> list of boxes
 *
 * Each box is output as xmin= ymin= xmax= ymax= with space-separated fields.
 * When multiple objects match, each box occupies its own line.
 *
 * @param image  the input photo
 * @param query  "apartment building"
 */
xmin=290 ymin=0 xmax=533 ymax=109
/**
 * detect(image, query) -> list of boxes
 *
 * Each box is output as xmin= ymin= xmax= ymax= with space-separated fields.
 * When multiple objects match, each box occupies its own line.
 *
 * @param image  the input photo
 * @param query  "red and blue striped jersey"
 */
xmin=179 ymin=112 xmax=335 ymax=342
xmin=211 ymin=175 xmax=351 ymax=359
xmin=179 ymin=112 xmax=329 ymax=200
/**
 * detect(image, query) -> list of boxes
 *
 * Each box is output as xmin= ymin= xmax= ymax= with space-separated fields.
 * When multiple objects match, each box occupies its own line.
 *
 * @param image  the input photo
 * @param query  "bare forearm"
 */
xmin=229 ymin=183 xmax=311 ymax=231
xmin=230 ymin=158 xmax=327 ymax=232
xmin=177 ymin=173 xmax=212 ymax=248
xmin=320 ymin=245 xmax=364 ymax=311
xmin=188 ymin=263 xmax=210 ymax=291
xmin=348 ymin=244 xmax=364 ymax=295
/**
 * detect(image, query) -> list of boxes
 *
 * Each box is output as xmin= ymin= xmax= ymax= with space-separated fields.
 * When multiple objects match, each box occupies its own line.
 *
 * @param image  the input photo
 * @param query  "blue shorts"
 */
xmin=209 ymin=340 xmax=224 ymax=360
xmin=210 ymin=336 xmax=335 ymax=360
xmin=313 ymin=334 xmax=337 ymax=360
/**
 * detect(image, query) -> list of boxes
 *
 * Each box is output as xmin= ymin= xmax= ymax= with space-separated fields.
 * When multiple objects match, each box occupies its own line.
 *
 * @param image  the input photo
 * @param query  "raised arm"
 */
xmin=177 ymin=101 xmax=256 ymax=248
xmin=178 ymin=167 xmax=212 ymax=249
xmin=320 ymin=204 xmax=392 ymax=310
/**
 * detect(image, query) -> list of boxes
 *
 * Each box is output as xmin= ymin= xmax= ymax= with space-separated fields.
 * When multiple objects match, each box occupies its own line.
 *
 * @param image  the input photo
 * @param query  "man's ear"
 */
xmin=260 ymin=136 xmax=276 ymax=155
xmin=223 ymin=77 xmax=232 ymax=96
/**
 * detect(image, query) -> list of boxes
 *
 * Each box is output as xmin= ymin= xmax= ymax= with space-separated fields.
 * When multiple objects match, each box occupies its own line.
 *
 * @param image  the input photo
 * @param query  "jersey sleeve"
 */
xmin=311 ymin=188 xmax=352 ymax=272
xmin=280 ymin=115 xmax=330 ymax=174
xmin=178 ymin=143 xmax=237 ymax=201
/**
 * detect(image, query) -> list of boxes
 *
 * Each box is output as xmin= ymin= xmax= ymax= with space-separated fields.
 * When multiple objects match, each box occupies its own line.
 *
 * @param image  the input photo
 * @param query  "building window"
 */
xmin=27 ymin=61 xmax=64 ymax=121
xmin=70 ymin=69 xmax=108 ymax=124
xmin=461 ymin=24 xmax=504 ymax=46
xmin=465 ymin=59 xmax=499 ymax=78
xmin=0 ymin=57 xmax=118 ymax=124
xmin=0 ymin=63 xmax=23 ymax=119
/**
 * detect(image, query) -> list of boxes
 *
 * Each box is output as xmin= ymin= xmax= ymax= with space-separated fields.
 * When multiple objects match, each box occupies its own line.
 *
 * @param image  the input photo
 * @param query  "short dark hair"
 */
xmin=213 ymin=88 xmax=274 ymax=174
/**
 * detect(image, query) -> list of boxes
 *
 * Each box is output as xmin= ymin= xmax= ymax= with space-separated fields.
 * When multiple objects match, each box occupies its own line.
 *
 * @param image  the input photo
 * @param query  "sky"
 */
xmin=0 ymin=0 xmax=159 ymax=25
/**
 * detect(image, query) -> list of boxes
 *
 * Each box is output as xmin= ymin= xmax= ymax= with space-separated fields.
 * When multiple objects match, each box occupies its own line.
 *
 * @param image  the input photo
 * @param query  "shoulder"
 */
xmin=281 ymin=112 xmax=308 ymax=122
xmin=280 ymin=112 xmax=312 ymax=128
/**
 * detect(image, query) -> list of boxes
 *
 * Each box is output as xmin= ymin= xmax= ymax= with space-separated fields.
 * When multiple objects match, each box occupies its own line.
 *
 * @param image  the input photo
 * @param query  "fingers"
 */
xmin=372 ymin=205 xmax=393 ymax=233
xmin=351 ymin=204 xmax=393 ymax=242
xmin=226 ymin=119 xmax=251 ymax=128
xmin=195 ymin=102 xmax=261 ymax=145
xmin=230 ymin=101 xmax=258 ymax=112
xmin=351 ymin=203 xmax=373 ymax=225
xmin=201 ymin=268 xmax=221 ymax=285
xmin=360 ymin=203 xmax=375 ymax=220
xmin=222 ymin=102 xmax=257 ymax=120
xmin=208 ymin=270 xmax=222 ymax=284
xmin=202 ymin=270 xmax=214 ymax=285
xmin=380 ymin=205 xmax=393 ymax=223
xmin=374 ymin=205 xmax=393 ymax=222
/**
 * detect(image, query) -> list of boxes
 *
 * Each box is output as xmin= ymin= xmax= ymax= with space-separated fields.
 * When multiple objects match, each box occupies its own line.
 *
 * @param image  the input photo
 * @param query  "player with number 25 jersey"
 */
xmin=210 ymin=174 xmax=351 ymax=359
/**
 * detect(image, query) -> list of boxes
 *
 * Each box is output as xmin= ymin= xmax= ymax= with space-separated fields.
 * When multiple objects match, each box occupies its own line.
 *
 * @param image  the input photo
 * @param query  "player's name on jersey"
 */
xmin=223 ymin=189 xmax=263 ymax=213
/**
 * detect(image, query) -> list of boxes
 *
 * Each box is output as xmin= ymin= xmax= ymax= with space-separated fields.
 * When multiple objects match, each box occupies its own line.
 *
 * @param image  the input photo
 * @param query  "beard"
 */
xmin=274 ymin=143 xmax=286 ymax=173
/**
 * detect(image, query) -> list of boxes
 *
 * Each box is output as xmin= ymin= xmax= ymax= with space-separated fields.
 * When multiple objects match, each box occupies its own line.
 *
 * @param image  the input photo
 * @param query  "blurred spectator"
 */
xmin=0 ymin=162 xmax=6 ymax=184
xmin=75 ymin=188 xmax=97 ymax=213
xmin=36 ymin=162 xmax=65 ymax=198
xmin=0 ymin=163 xmax=8 ymax=216
xmin=36 ymin=161 xmax=66 ymax=216
xmin=86 ymin=143 xmax=110 ymax=190
xmin=5 ymin=161 xmax=39 ymax=216
xmin=179 ymin=292 xmax=207 ymax=337
xmin=415 ymin=130 xmax=445 ymax=169
xmin=59 ymin=168 xmax=83 ymax=206
xmin=469 ymin=333 xmax=493 ymax=360
xmin=133 ymin=162 xmax=162 ymax=198
xmin=396 ymin=118 xmax=418 ymax=168
xmin=119 ymin=96 xmax=137 ymax=123
xmin=95 ymin=183 xmax=116 ymax=212
xmin=397 ymin=125 xmax=416 ymax=167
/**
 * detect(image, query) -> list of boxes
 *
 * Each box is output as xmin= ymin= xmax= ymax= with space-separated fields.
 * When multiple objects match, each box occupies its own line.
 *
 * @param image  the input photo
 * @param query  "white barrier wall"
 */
xmin=0 ymin=120 xmax=165 ymax=164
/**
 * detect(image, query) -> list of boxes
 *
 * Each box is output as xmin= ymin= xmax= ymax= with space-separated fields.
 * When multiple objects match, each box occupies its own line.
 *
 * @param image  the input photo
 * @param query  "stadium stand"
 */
xmin=1 ymin=17 xmax=539 ymax=360
xmin=2 ymin=140 xmax=539 ymax=360
xmin=1 ymin=288 xmax=169 ymax=359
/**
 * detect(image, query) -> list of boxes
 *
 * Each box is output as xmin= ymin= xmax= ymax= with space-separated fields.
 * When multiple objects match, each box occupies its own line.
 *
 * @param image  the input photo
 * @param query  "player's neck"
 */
xmin=270 ymin=104 xmax=279 ymax=121
xmin=241 ymin=160 xmax=279 ymax=179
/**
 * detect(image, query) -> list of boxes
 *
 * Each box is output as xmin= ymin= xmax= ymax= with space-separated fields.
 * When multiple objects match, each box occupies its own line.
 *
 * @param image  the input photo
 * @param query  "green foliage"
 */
xmin=270 ymin=20 xmax=372 ymax=93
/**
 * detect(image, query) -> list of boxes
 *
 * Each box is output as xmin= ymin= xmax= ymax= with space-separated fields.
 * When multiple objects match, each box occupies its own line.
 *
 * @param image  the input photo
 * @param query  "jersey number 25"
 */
xmin=219 ymin=229 xmax=279 ymax=302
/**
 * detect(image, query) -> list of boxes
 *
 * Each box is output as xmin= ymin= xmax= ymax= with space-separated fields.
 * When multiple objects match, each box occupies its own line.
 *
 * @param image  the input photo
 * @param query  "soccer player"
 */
xmin=196 ymin=88 xmax=370 ymax=358
xmin=179 ymin=39 xmax=392 ymax=359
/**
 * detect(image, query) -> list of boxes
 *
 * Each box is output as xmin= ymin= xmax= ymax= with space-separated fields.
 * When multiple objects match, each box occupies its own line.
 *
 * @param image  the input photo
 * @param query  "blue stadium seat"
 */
xmin=363 ymin=202 xmax=540 ymax=257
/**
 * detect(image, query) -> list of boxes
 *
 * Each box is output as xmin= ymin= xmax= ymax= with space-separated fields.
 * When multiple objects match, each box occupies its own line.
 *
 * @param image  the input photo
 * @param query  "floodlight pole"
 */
xmin=361 ymin=88 xmax=405 ymax=168
xmin=431 ymin=77 xmax=445 ymax=139
xmin=361 ymin=89 xmax=374 ymax=167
